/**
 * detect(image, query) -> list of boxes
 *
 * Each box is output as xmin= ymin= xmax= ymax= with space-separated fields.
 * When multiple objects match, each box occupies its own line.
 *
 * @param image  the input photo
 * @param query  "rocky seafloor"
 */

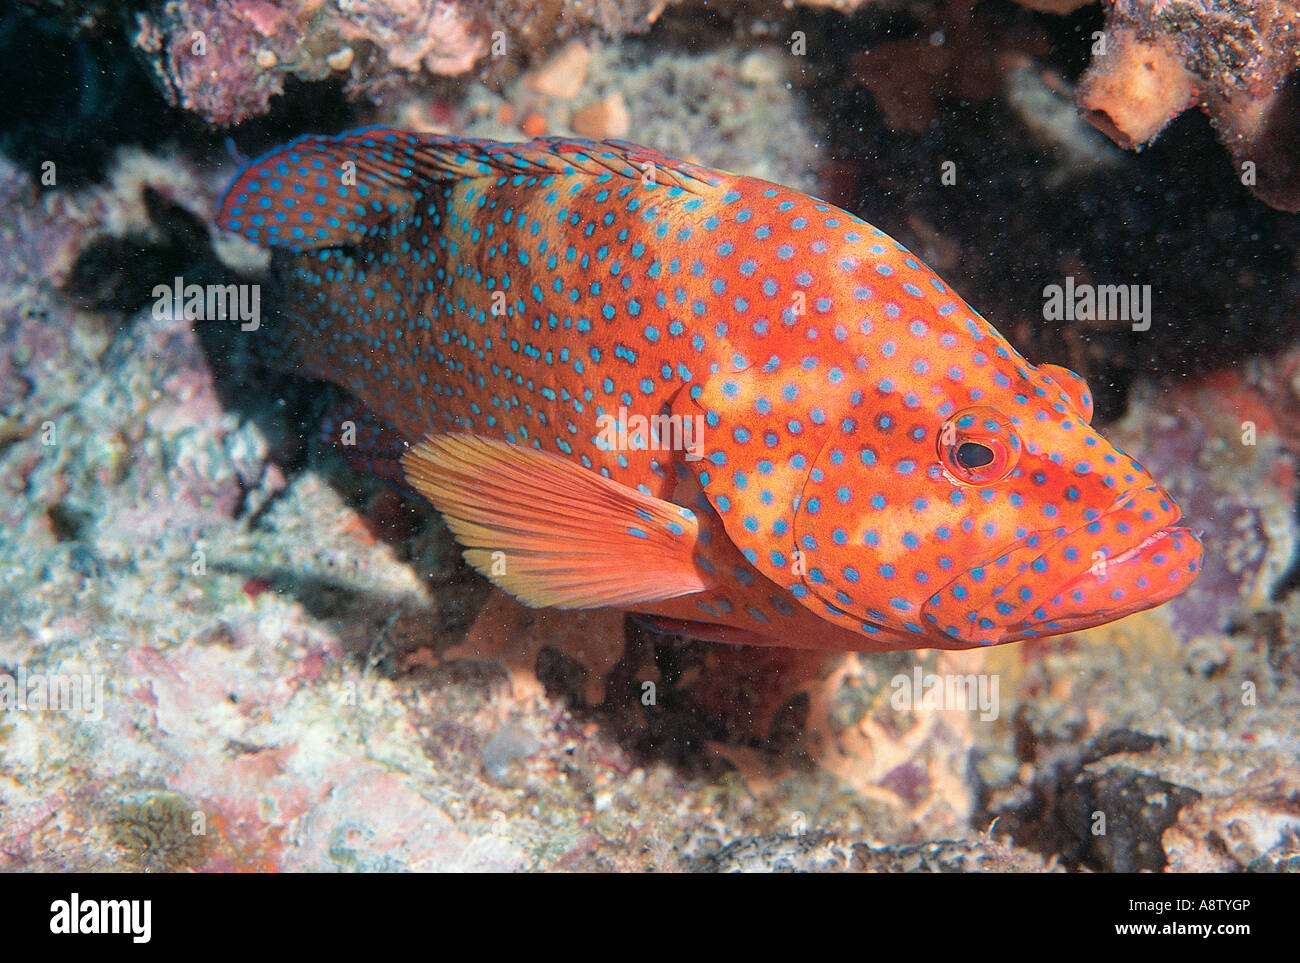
xmin=1 ymin=0 xmax=1298 ymax=872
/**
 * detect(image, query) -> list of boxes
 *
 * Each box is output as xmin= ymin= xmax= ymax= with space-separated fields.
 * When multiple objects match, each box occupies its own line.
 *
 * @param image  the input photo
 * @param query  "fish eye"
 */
xmin=938 ymin=407 xmax=1021 ymax=486
xmin=956 ymin=442 xmax=994 ymax=470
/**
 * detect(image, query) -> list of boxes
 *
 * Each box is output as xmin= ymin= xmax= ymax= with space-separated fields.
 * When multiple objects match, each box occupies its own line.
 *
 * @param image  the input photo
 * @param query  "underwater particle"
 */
xmin=107 ymin=792 xmax=213 ymax=872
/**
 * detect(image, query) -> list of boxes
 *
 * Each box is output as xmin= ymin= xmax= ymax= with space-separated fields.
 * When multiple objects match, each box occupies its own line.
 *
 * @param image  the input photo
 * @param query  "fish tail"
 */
xmin=215 ymin=126 xmax=724 ymax=253
xmin=215 ymin=126 xmax=727 ymax=385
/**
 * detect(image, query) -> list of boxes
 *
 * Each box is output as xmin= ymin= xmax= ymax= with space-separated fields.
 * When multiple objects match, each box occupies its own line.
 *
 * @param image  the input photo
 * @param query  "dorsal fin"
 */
xmin=216 ymin=127 xmax=725 ymax=252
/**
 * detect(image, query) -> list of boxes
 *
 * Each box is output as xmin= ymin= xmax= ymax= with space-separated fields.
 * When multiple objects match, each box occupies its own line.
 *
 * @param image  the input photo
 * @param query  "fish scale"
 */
xmin=218 ymin=126 xmax=1202 ymax=652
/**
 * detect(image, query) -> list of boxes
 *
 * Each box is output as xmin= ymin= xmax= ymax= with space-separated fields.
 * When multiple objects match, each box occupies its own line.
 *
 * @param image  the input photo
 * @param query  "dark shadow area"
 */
xmin=593 ymin=619 xmax=822 ymax=775
xmin=796 ymin=0 xmax=1300 ymax=424
xmin=0 ymin=4 xmax=168 ymax=186
xmin=0 ymin=3 xmax=365 ymax=186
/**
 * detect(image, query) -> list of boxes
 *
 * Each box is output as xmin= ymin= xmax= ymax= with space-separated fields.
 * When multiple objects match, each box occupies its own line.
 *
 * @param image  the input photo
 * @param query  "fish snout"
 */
xmin=922 ymin=484 xmax=1202 ymax=647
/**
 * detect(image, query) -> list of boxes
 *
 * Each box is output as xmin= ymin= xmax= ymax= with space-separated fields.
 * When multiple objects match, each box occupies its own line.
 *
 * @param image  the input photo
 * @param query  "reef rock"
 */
xmin=1077 ymin=0 xmax=1300 ymax=211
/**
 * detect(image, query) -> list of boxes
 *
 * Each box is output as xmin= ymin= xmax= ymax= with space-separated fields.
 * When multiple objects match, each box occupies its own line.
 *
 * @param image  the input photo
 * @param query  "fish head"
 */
xmin=788 ymin=326 xmax=1203 ymax=648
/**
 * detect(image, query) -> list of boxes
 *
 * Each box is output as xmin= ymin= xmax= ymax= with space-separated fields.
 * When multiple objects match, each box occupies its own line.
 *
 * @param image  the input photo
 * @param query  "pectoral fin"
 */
xmin=401 ymin=434 xmax=712 ymax=609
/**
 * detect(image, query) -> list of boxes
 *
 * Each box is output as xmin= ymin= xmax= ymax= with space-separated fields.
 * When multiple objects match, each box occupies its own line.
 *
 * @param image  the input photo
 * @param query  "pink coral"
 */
xmin=333 ymin=0 xmax=489 ymax=75
xmin=133 ymin=0 xmax=492 ymax=126
xmin=131 ymin=0 xmax=670 ymax=127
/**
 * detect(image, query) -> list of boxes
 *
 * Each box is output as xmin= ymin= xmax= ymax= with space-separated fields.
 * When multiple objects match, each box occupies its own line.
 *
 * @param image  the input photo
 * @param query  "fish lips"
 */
xmin=1024 ymin=523 xmax=1203 ymax=637
xmin=923 ymin=485 xmax=1203 ymax=646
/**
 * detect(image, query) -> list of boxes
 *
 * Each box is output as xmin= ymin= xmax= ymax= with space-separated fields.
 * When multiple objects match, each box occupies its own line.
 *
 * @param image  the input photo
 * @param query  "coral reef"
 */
xmin=2 ymin=0 xmax=1299 ymax=875
xmin=128 ymin=0 xmax=675 ymax=126
xmin=681 ymin=830 xmax=1058 ymax=871
xmin=1109 ymin=373 xmax=1299 ymax=641
xmin=1076 ymin=0 xmax=1300 ymax=211
xmin=108 ymin=791 xmax=215 ymax=871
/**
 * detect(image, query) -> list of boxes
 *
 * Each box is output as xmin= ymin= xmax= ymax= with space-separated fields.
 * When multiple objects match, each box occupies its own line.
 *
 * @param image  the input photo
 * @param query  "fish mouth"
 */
xmin=1033 ymin=523 xmax=1202 ymax=634
xmin=1024 ymin=522 xmax=1206 ymax=634
xmin=922 ymin=486 xmax=1203 ymax=646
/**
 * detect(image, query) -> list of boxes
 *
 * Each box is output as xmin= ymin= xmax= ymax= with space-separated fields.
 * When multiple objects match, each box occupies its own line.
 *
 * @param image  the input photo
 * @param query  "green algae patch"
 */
xmin=107 ymin=791 xmax=213 ymax=872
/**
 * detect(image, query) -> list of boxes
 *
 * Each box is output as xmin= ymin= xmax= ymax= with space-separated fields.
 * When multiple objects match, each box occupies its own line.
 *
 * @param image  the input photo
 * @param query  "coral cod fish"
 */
xmin=217 ymin=127 xmax=1201 ymax=651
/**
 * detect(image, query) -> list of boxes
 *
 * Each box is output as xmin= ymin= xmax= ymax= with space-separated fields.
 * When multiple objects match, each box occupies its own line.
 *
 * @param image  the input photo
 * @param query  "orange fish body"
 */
xmin=218 ymin=128 xmax=1201 ymax=652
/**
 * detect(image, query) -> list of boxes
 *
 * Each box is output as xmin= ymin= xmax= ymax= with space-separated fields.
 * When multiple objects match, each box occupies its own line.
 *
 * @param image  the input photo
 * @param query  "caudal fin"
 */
xmin=215 ymin=126 xmax=726 ymax=253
